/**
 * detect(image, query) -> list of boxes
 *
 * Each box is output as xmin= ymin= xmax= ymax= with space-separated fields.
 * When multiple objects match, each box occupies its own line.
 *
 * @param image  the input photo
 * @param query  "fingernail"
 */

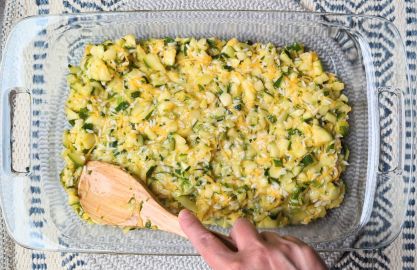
xmin=178 ymin=209 xmax=192 ymax=220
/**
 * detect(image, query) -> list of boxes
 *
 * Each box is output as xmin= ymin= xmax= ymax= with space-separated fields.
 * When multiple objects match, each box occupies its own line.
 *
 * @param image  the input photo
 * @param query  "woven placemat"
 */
xmin=0 ymin=0 xmax=416 ymax=269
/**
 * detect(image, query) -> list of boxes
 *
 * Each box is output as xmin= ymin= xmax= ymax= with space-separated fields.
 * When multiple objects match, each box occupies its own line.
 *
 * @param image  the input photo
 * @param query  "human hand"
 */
xmin=178 ymin=209 xmax=327 ymax=270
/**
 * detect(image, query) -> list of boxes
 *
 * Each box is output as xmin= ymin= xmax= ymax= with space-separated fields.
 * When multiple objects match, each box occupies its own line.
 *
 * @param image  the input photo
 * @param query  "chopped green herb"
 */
xmin=164 ymin=37 xmax=175 ymax=44
xmin=68 ymin=119 xmax=76 ymax=126
xmin=192 ymin=120 xmax=199 ymax=129
xmin=226 ymin=84 xmax=232 ymax=93
xmin=300 ymin=154 xmax=314 ymax=167
xmin=178 ymin=153 xmax=188 ymax=162
xmin=327 ymin=143 xmax=335 ymax=152
xmin=144 ymin=109 xmax=154 ymax=120
xmin=82 ymin=123 xmax=94 ymax=131
xmin=215 ymin=115 xmax=225 ymax=121
xmin=223 ymin=65 xmax=234 ymax=71
xmin=109 ymin=140 xmax=118 ymax=148
xmin=242 ymin=208 xmax=252 ymax=215
xmin=273 ymin=76 xmax=284 ymax=88
xmin=182 ymin=41 xmax=190 ymax=56
xmin=267 ymin=114 xmax=277 ymax=123
xmin=283 ymin=49 xmax=291 ymax=57
xmin=340 ymin=125 xmax=349 ymax=137
xmin=285 ymin=43 xmax=303 ymax=52
xmin=303 ymin=118 xmax=313 ymax=123
xmin=288 ymin=128 xmax=303 ymax=137
xmin=131 ymin=91 xmax=141 ymax=98
xmin=146 ymin=165 xmax=157 ymax=179
xmin=203 ymin=163 xmax=213 ymax=173
xmin=142 ymin=76 xmax=149 ymax=84
xmin=145 ymin=220 xmax=152 ymax=229
xmin=234 ymin=104 xmax=242 ymax=111
xmin=174 ymin=168 xmax=182 ymax=176
xmin=289 ymin=186 xmax=307 ymax=206
xmin=268 ymin=177 xmax=280 ymax=184
xmin=336 ymin=111 xmax=345 ymax=120
xmin=269 ymin=212 xmax=279 ymax=219
xmin=207 ymin=39 xmax=217 ymax=48
xmin=219 ymin=52 xmax=230 ymax=59
xmin=263 ymin=89 xmax=274 ymax=97
xmin=198 ymin=84 xmax=205 ymax=91
xmin=78 ymin=108 xmax=89 ymax=120
xmin=115 ymin=101 xmax=129 ymax=112
xmin=273 ymin=159 xmax=283 ymax=167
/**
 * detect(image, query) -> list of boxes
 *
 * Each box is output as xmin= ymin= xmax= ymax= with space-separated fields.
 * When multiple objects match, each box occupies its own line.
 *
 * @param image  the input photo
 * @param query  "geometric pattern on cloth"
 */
xmin=0 ymin=0 xmax=416 ymax=270
xmin=301 ymin=1 xmax=417 ymax=269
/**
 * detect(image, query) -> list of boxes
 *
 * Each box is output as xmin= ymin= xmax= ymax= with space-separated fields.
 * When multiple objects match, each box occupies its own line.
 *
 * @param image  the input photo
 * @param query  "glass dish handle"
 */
xmin=8 ymin=88 xmax=31 ymax=176
xmin=377 ymin=86 xmax=404 ymax=175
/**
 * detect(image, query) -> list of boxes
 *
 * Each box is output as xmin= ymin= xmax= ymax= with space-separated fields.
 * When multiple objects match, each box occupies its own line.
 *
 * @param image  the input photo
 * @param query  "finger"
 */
xmin=178 ymin=209 xmax=233 ymax=268
xmin=230 ymin=218 xmax=262 ymax=249
xmin=280 ymin=236 xmax=327 ymax=270
xmin=260 ymin=231 xmax=281 ymax=242
xmin=211 ymin=231 xmax=238 ymax=251
xmin=281 ymin=235 xmax=306 ymax=246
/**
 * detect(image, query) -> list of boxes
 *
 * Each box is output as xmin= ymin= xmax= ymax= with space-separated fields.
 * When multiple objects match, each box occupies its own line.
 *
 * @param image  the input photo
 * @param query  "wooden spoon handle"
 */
xmin=160 ymin=213 xmax=187 ymax=238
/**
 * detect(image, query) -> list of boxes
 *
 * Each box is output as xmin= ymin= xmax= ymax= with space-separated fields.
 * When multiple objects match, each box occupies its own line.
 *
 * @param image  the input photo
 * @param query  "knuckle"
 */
xmin=251 ymin=247 xmax=272 ymax=262
xmin=268 ymin=252 xmax=288 ymax=266
xmin=251 ymin=241 xmax=269 ymax=252
xmin=283 ymin=235 xmax=305 ymax=246
xmin=259 ymin=231 xmax=275 ymax=239
xmin=299 ymin=244 xmax=316 ymax=256
xmin=233 ymin=219 xmax=255 ymax=233
xmin=228 ymin=260 xmax=243 ymax=270
xmin=198 ymin=232 xmax=218 ymax=245
xmin=299 ymin=243 xmax=312 ymax=252
xmin=277 ymin=242 xmax=293 ymax=255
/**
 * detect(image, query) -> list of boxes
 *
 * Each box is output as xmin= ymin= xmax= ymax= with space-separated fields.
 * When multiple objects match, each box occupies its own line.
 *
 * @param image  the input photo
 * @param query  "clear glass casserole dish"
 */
xmin=0 ymin=10 xmax=412 ymax=254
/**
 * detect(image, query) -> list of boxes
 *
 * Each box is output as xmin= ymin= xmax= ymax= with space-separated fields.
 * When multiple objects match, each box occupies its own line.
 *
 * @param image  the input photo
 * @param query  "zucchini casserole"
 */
xmin=61 ymin=35 xmax=351 ymax=228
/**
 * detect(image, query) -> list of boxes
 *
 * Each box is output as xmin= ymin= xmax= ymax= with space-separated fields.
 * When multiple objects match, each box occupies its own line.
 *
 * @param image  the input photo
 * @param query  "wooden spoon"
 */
xmin=78 ymin=161 xmax=236 ymax=248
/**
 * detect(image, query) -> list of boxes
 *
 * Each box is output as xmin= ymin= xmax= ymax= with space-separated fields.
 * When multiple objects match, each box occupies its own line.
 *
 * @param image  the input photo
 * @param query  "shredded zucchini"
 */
xmin=62 ymin=35 xmax=351 ymax=227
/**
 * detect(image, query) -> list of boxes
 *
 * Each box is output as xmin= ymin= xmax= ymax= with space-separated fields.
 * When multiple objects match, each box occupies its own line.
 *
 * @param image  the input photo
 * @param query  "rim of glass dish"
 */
xmin=0 ymin=9 xmax=412 ymax=254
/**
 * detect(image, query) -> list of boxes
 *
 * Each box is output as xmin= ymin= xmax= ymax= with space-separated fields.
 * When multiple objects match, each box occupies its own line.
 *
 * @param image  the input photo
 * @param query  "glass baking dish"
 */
xmin=0 ymin=10 xmax=412 ymax=254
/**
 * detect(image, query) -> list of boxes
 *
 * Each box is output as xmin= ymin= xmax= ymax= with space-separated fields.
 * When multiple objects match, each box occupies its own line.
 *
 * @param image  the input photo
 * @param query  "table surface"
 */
xmin=0 ymin=0 xmax=416 ymax=269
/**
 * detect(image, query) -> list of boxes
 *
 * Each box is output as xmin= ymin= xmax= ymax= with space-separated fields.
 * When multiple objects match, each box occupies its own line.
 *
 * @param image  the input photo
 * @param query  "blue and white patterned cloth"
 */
xmin=0 ymin=0 xmax=416 ymax=269
xmin=308 ymin=1 xmax=416 ymax=269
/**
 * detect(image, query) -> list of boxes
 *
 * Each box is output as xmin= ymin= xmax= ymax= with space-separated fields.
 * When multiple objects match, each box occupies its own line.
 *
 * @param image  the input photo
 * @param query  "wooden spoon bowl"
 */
xmin=78 ymin=161 xmax=236 ymax=250
xmin=78 ymin=161 xmax=186 ymax=237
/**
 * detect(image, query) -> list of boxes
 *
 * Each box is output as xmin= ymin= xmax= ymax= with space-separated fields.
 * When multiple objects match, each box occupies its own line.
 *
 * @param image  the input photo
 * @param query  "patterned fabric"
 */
xmin=303 ymin=1 xmax=417 ymax=269
xmin=0 ymin=0 xmax=416 ymax=269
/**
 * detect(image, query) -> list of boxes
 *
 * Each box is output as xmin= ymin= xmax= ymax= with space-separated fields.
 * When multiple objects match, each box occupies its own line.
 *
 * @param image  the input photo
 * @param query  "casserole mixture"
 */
xmin=61 ymin=35 xmax=351 ymax=227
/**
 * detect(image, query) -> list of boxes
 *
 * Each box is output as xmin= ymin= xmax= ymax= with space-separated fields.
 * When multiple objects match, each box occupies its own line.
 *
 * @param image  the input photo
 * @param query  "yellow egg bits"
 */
xmin=61 ymin=35 xmax=351 ymax=228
